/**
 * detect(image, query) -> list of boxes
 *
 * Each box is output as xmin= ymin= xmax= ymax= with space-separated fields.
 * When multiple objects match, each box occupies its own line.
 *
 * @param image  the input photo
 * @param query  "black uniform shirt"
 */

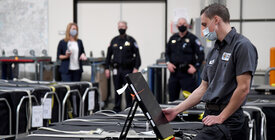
xmin=105 ymin=35 xmax=141 ymax=69
xmin=165 ymin=32 xmax=205 ymax=68
xmin=201 ymin=27 xmax=258 ymax=104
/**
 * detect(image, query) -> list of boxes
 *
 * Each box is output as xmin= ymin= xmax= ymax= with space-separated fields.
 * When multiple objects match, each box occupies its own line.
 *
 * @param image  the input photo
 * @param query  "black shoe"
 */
xmin=113 ymin=107 xmax=121 ymax=113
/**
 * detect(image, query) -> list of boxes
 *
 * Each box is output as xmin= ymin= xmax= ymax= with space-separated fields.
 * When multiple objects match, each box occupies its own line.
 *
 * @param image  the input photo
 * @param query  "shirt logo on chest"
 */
xmin=221 ymin=52 xmax=231 ymax=61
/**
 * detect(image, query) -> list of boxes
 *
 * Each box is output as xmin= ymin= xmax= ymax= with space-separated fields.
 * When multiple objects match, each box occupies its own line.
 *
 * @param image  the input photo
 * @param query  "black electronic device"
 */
xmin=119 ymin=72 xmax=174 ymax=139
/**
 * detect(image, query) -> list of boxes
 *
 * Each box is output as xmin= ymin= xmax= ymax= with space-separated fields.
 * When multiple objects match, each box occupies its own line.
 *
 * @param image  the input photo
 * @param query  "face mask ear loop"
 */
xmin=207 ymin=19 xmax=215 ymax=32
xmin=212 ymin=16 xmax=221 ymax=33
xmin=203 ymin=19 xmax=214 ymax=36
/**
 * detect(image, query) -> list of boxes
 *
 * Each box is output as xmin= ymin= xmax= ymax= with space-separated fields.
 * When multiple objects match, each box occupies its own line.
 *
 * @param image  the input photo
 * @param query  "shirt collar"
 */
xmin=176 ymin=31 xmax=189 ymax=38
xmin=223 ymin=27 xmax=236 ymax=45
xmin=119 ymin=34 xmax=128 ymax=39
xmin=215 ymin=27 xmax=236 ymax=50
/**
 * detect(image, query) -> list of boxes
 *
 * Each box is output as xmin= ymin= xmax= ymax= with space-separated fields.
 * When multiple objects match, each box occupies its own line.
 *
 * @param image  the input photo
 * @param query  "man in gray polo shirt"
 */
xmin=163 ymin=3 xmax=258 ymax=140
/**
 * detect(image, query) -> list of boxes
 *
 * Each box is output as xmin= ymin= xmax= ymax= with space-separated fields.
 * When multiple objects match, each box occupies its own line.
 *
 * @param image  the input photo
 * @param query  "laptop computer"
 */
xmin=125 ymin=72 xmax=174 ymax=139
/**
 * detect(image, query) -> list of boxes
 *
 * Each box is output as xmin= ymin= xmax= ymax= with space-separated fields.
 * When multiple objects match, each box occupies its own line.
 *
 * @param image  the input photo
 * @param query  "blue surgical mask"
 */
xmin=202 ymin=20 xmax=217 ymax=41
xmin=70 ymin=29 xmax=77 ymax=37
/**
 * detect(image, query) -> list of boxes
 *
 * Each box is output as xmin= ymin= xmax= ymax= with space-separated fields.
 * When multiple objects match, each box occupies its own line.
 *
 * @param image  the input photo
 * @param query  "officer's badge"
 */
xmin=113 ymin=68 xmax=117 ymax=75
xmin=119 ymin=46 xmax=123 ymax=50
xmin=134 ymin=42 xmax=138 ymax=48
xmin=221 ymin=52 xmax=231 ymax=61
xmin=199 ymin=46 xmax=204 ymax=51
xmin=182 ymin=43 xmax=187 ymax=49
xmin=125 ymin=41 xmax=130 ymax=46
xmin=185 ymin=38 xmax=190 ymax=43
xmin=195 ymin=39 xmax=201 ymax=46
xmin=113 ymin=44 xmax=118 ymax=47
xmin=171 ymin=40 xmax=176 ymax=43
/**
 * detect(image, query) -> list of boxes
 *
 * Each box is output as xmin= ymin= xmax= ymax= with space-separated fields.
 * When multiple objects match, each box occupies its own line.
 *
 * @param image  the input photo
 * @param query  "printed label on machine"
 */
xmin=88 ymin=91 xmax=95 ymax=110
xmin=32 ymin=105 xmax=43 ymax=128
xmin=42 ymin=98 xmax=52 ymax=119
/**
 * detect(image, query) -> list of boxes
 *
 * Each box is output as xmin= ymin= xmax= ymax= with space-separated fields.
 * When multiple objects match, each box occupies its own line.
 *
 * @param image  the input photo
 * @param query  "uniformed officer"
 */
xmin=166 ymin=17 xmax=205 ymax=102
xmin=105 ymin=21 xmax=141 ymax=112
xmin=163 ymin=3 xmax=258 ymax=140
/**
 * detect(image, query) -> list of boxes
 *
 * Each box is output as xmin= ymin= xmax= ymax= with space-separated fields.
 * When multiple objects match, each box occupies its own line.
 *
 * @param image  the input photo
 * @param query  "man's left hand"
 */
xmin=202 ymin=115 xmax=224 ymax=126
xmin=133 ymin=68 xmax=138 ymax=73
xmin=187 ymin=64 xmax=196 ymax=74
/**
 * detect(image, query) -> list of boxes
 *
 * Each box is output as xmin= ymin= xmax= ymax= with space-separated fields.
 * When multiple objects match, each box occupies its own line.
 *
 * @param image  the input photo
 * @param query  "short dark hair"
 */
xmin=200 ymin=3 xmax=230 ymax=23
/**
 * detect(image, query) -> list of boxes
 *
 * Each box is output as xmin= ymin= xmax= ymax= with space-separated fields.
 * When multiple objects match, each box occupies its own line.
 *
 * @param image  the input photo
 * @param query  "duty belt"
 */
xmin=175 ymin=63 xmax=189 ymax=73
xmin=113 ymin=63 xmax=133 ymax=69
xmin=205 ymin=103 xmax=226 ymax=112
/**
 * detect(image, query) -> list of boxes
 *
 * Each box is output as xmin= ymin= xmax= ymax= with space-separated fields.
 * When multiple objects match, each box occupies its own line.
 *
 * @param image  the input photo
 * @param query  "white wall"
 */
xmin=243 ymin=22 xmax=275 ymax=70
xmin=242 ymin=0 xmax=275 ymax=70
xmin=77 ymin=2 xmax=121 ymax=58
xmin=77 ymin=1 xmax=165 ymax=71
xmin=227 ymin=0 xmax=275 ymax=70
xmin=167 ymin=0 xmax=275 ymax=70
xmin=1 ymin=0 xmax=274 ymax=72
xmin=0 ymin=0 xmax=48 ymax=76
xmin=242 ymin=0 xmax=275 ymax=19
xmin=226 ymin=0 xmax=240 ymax=32
xmin=48 ymin=0 xmax=203 ymax=71
xmin=121 ymin=2 xmax=166 ymax=70
xmin=0 ymin=0 xmax=48 ymax=56
xmin=167 ymin=0 xmax=201 ymax=38
xmin=48 ymin=0 xmax=73 ymax=61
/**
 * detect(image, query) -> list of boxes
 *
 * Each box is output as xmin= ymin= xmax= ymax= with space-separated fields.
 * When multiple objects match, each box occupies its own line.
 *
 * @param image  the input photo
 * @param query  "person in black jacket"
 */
xmin=57 ymin=22 xmax=87 ymax=81
xmin=105 ymin=21 xmax=141 ymax=112
xmin=166 ymin=18 xmax=205 ymax=102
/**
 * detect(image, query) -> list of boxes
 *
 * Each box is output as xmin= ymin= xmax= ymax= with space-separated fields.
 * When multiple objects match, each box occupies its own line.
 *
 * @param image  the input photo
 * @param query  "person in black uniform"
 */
xmin=163 ymin=3 xmax=258 ymax=140
xmin=105 ymin=21 xmax=141 ymax=112
xmin=166 ymin=17 xmax=205 ymax=102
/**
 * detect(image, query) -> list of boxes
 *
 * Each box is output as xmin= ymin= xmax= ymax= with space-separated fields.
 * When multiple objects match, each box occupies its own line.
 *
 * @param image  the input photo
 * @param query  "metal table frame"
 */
xmin=0 ymin=56 xmax=51 ymax=81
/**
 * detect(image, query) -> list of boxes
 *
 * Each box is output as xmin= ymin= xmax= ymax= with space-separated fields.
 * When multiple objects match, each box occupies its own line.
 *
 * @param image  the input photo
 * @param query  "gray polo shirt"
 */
xmin=201 ymin=27 xmax=258 ymax=104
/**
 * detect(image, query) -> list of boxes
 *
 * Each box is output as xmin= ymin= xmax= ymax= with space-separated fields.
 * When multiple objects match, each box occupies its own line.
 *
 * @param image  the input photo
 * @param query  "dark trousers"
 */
xmin=61 ymin=69 xmax=82 ymax=82
xmin=168 ymin=70 xmax=197 ymax=101
xmin=1 ymin=63 xmax=19 ymax=80
xmin=194 ymin=108 xmax=249 ymax=140
xmin=112 ymin=67 xmax=133 ymax=112
xmin=1 ymin=63 xmax=12 ymax=79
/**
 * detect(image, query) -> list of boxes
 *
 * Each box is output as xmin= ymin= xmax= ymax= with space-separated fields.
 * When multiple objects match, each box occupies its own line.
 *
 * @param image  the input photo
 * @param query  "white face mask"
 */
xmin=70 ymin=29 xmax=77 ymax=37
xmin=202 ymin=20 xmax=217 ymax=41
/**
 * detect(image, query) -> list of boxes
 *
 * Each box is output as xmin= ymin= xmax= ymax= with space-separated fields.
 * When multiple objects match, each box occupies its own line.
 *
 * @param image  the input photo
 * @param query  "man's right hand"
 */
xmin=167 ymin=62 xmax=176 ymax=73
xmin=105 ymin=69 xmax=110 ymax=78
xmin=162 ymin=108 xmax=178 ymax=122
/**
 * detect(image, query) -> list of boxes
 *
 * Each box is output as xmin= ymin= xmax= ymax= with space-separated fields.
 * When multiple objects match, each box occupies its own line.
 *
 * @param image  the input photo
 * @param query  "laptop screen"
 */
xmin=126 ymin=72 xmax=174 ymax=139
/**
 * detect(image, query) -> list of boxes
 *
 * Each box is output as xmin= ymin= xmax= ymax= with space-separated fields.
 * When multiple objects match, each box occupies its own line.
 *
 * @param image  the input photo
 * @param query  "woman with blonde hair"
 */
xmin=57 ymin=22 xmax=87 ymax=81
